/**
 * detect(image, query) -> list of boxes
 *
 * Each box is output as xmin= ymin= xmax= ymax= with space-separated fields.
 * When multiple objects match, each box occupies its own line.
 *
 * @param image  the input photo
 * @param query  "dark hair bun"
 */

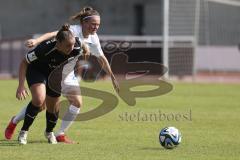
xmin=61 ymin=24 xmax=70 ymax=31
xmin=83 ymin=6 xmax=93 ymax=13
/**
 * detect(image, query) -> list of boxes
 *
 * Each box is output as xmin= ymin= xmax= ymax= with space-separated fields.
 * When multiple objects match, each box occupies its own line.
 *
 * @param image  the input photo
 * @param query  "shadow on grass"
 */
xmin=0 ymin=139 xmax=20 ymax=146
xmin=27 ymin=140 xmax=48 ymax=144
xmin=0 ymin=139 xmax=48 ymax=146
xmin=139 ymin=147 xmax=165 ymax=151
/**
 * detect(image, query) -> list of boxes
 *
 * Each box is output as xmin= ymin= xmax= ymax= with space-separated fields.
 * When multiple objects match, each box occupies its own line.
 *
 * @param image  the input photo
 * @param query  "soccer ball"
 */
xmin=159 ymin=126 xmax=182 ymax=149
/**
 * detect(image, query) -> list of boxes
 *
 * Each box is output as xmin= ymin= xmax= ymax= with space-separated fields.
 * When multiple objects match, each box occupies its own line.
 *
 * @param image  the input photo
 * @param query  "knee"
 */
xmin=67 ymin=96 xmax=82 ymax=108
xmin=32 ymin=97 xmax=45 ymax=107
xmin=71 ymin=98 xmax=82 ymax=108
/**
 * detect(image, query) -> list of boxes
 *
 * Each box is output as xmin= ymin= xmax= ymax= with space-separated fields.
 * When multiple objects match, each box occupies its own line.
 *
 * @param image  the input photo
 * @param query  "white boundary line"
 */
xmin=206 ymin=0 xmax=240 ymax=7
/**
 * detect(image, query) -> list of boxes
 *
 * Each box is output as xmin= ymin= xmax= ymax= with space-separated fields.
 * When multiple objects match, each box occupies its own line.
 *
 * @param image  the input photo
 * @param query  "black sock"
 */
xmin=46 ymin=111 xmax=59 ymax=133
xmin=21 ymin=102 xmax=41 ymax=131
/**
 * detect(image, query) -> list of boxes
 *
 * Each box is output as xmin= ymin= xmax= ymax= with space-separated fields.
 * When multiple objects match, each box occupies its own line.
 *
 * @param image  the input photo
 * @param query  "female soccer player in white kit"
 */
xmin=5 ymin=6 xmax=119 ymax=144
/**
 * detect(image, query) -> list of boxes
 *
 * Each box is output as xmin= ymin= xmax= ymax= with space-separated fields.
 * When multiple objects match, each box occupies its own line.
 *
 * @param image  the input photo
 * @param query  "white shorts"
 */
xmin=61 ymin=61 xmax=81 ymax=96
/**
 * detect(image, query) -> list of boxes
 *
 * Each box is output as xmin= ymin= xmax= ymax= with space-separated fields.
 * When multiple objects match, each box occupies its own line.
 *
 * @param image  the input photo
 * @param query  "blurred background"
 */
xmin=0 ymin=0 xmax=240 ymax=83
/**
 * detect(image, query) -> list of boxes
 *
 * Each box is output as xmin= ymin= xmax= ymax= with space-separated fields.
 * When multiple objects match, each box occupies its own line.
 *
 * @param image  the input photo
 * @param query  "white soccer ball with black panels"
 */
xmin=159 ymin=126 xmax=181 ymax=149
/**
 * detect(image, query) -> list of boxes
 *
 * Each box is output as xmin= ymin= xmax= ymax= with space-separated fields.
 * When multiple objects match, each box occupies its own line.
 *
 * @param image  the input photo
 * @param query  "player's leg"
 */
xmin=17 ymin=67 xmax=47 ymax=144
xmin=44 ymin=95 xmax=60 ymax=144
xmin=56 ymin=95 xmax=82 ymax=143
xmin=5 ymin=107 xmax=27 ymax=140
xmin=5 ymin=102 xmax=46 ymax=140
xmin=13 ymin=106 xmax=27 ymax=124
xmin=18 ymin=83 xmax=46 ymax=144
xmin=14 ymin=102 xmax=46 ymax=124
xmin=56 ymin=71 xmax=82 ymax=143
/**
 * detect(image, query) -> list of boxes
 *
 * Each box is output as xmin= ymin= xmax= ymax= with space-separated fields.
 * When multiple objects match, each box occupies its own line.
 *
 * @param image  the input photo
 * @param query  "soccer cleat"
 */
xmin=56 ymin=134 xmax=75 ymax=144
xmin=18 ymin=130 xmax=28 ymax=145
xmin=45 ymin=132 xmax=57 ymax=144
xmin=5 ymin=116 xmax=17 ymax=140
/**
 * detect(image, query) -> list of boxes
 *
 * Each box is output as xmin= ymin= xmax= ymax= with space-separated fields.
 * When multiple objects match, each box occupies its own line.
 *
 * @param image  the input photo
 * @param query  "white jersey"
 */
xmin=70 ymin=25 xmax=104 ymax=57
xmin=61 ymin=25 xmax=104 ymax=95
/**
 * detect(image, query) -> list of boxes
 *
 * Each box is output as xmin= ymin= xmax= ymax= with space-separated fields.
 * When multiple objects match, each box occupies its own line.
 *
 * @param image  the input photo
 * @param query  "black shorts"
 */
xmin=26 ymin=67 xmax=61 ymax=97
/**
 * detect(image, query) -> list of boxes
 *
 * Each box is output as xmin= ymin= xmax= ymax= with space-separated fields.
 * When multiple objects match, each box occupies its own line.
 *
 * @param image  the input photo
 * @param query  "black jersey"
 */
xmin=25 ymin=38 xmax=82 ymax=75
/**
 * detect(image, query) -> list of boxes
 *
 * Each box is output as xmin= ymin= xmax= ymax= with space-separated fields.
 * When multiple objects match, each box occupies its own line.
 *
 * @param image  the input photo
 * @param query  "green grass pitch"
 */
xmin=0 ymin=79 xmax=240 ymax=160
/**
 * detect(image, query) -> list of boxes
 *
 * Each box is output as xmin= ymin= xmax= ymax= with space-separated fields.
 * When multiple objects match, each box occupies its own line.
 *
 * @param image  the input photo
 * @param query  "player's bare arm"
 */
xmin=25 ymin=31 xmax=58 ymax=48
xmin=16 ymin=59 xmax=29 ymax=100
xmin=98 ymin=55 xmax=120 ymax=93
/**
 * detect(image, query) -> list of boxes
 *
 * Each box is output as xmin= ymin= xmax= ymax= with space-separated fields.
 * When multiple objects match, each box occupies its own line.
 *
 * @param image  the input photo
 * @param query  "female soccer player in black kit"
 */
xmin=16 ymin=24 xmax=88 ymax=144
xmin=5 ymin=7 xmax=119 ymax=144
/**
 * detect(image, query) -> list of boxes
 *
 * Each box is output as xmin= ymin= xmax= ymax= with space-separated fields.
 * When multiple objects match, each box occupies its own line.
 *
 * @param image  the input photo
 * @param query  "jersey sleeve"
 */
xmin=89 ymin=34 xmax=104 ymax=57
xmin=25 ymin=39 xmax=55 ymax=64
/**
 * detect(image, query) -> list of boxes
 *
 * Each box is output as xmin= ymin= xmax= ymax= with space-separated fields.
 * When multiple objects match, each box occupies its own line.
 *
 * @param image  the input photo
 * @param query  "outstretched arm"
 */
xmin=16 ymin=59 xmax=29 ymax=100
xmin=98 ymin=55 xmax=120 ymax=93
xmin=25 ymin=31 xmax=58 ymax=48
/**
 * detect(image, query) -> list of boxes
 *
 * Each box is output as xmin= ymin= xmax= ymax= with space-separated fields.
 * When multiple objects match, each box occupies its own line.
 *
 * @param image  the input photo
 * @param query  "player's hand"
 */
xmin=82 ymin=43 xmax=90 ymax=60
xmin=16 ymin=85 xmax=29 ymax=100
xmin=111 ymin=74 xmax=120 ymax=94
xmin=83 ymin=52 xmax=90 ymax=61
xmin=25 ymin=39 xmax=38 ymax=48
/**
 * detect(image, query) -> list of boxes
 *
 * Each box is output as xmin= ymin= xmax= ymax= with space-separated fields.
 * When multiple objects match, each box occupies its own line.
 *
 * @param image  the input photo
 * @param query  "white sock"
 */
xmin=12 ymin=106 xmax=27 ymax=124
xmin=56 ymin=105 xmax=80 ymax=136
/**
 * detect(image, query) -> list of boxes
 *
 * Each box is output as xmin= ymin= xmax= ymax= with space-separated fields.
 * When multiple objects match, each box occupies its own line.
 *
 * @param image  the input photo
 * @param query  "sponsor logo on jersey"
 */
xmin=27 ymin=51 xmax=37 ymax=62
